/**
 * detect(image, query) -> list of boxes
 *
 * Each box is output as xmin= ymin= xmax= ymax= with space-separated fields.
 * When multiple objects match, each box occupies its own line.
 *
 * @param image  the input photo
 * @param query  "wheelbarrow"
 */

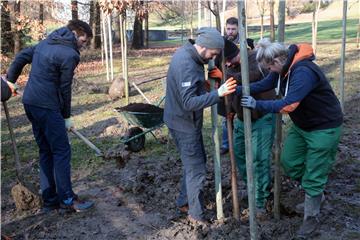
xmin=114 ymin=97 xmax=165 ymax=152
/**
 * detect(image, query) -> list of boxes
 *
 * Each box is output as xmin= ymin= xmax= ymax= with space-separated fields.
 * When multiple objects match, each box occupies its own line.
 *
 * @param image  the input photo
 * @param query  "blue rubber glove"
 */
xmin=241 ymin=96 xmax=256 ymax=109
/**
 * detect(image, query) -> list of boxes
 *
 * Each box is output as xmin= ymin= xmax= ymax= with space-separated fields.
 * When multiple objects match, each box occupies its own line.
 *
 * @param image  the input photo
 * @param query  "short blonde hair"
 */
xmin=256 ymin=38 xmax=288 ymax=66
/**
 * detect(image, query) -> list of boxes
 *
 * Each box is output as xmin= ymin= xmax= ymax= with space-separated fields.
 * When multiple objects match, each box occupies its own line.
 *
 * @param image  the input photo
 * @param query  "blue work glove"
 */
xmin=241 ymin=96 xmax=256 ymax=109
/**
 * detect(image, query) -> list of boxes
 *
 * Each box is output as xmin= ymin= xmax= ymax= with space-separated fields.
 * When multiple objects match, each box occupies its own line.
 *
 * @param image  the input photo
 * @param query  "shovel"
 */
xmin=2 ymin=101 xmax=41 ymax=211
xmin=70 ymin=128 xmax=104 ymax=157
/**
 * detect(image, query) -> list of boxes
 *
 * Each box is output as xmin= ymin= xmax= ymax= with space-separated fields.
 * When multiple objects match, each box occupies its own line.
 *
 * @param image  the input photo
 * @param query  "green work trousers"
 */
xmin=233 ymin=114 xmax=275 ymax=208
xmin=281 ymin=124 xmax=342 ymax=197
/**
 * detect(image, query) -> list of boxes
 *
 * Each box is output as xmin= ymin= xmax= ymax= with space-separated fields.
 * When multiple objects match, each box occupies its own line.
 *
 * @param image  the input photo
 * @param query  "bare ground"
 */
xmin=1 ymin=95 xmax=360 ymax=240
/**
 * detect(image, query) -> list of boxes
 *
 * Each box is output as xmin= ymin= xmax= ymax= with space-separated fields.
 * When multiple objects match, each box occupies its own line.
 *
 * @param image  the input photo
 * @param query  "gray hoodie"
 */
xmin=164 ymin=40 xmax=220 ymax=133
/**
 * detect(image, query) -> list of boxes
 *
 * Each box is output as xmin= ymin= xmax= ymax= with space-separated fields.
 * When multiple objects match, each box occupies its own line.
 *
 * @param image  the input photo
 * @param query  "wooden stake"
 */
xmin=208 ymin=60 xmax=224 ymax=220
xmin=238 ymin=1 xmax=257 ymax=239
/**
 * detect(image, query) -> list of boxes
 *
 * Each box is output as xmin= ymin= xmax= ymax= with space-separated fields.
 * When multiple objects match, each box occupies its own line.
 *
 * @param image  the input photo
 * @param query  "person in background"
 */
xmin=6 ymin=20 xmax=95 ymax=213
xmin=164 ymin=27 xmax=237 ymax=225
xmin=239 ymin=38 xmax=343 ymax=237
xmin=221 ymin=17 xmax=255 ymax=155
xmin=223 ymin=39 xmax=276 ymax=219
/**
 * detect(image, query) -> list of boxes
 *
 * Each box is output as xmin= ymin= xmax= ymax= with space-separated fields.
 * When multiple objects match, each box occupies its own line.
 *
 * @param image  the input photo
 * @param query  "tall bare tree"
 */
xmin=256 ymin=0 xmax=268 ymax=39
xmin=14 ymin=0 xmax=21 ymax=54
xmin=269 ymin=0 xmax=275 ymax=41
xmin=71 ymin=0 xmax=78 ymax=20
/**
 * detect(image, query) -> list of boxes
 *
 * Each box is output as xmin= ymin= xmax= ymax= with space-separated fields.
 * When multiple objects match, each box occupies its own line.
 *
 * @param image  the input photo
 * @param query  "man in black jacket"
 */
xmin=6 ymin=20 xmax=94 ymax=213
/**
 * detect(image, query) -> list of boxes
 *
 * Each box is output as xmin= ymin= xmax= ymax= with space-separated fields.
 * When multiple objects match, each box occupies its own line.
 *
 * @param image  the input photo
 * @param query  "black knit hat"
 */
xmin=224 ymin=38 xmax=239 ymax=60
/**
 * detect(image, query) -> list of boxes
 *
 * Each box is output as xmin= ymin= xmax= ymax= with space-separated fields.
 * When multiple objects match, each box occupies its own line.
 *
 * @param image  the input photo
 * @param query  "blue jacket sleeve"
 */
xmin=255 ymin=66 xmax=318 ymax=113
xmin=178 ymin=62 xmax=219 ymax=112
xmin=6 ymin=46 xmax=35 ymax=83
xmin=59 ymin=55 xmax=80 ymax=118
xmin=236 ymin=72 xmax=278 ymax=95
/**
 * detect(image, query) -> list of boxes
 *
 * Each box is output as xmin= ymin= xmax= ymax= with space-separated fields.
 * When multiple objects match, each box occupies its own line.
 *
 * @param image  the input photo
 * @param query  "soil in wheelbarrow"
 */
xmin=116 ymin=103 xmax=163 ymax=113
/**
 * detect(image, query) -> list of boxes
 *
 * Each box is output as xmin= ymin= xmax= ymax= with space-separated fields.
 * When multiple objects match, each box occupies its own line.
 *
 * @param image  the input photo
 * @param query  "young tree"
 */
xmin=256 ymin=0 xmax=268 ymax=39
xmin=269 ymin=0 xmax=275 ymax=41
xmin=312 ymin=0 xmax=321 ymax=54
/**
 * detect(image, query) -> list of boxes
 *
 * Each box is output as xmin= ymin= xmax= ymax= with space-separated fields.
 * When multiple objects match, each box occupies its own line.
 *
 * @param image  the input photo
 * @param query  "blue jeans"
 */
xmin=24 ymin=104 xmax=74 ymax=206
xmin=222 ymin=117 xmax=229 ymax=149
xmin=169 ymin=128 xmax=207 ymax=221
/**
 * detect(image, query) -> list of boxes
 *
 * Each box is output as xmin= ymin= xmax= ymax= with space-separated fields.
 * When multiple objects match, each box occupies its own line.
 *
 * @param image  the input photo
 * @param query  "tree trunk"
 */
xmin=115 ymin=13 xmax=121 ymax=44
xmin=260 ymin=14 xmax=264 ymax=38
xmin=95 ymin=2 xmax=101 ymax=48
xmin=132 ymin=15 xmax=143 ymax=49
xmin=13 ymin=0 xmax=21 ymax=54
xmin=277 ymin=0 xmax=286 ymax=43
xmin=1 ymin=0 xmax=14 ymax=54
xmin=312 ymin=0 xmax=321 ymax=54
xmin=213 ymin=1 xmax=221 ymax=32
xmin=71 ymin=1 xmax=78 ymax=20
xmin=39 ymin=3 xmax=44 ymax=24
xmin=269 ymin=0 xmax=275 ymax=41
xmin=144 ymin=9 xmax=149 ymax=48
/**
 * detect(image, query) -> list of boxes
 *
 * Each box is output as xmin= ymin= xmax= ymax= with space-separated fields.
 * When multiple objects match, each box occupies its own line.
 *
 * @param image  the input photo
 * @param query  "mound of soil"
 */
xmin=116 ymin=103 xmax=163 ymax=113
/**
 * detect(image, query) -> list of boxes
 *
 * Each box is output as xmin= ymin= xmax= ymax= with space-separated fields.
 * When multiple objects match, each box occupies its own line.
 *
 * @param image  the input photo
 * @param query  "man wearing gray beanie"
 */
xmin=164 ymin=27 xmax=236 ymax=225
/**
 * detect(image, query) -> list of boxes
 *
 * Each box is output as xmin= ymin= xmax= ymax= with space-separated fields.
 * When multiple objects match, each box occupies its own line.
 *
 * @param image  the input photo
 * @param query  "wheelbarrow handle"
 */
xmin=70 ymin=129 xmax=103 ymax=157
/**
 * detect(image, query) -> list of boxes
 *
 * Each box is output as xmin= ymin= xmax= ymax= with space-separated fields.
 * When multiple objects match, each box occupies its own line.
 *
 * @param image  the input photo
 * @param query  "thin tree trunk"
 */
xmin=107 ymin=14 xmax=114 ymax=81
xmin=198 ymin=0 xmax=201 ymax=29
xmin=101 ymin=12 xmax=110 ymax=82
xmin=260 ymin=14 xmax=264 ymax=38
xmin=14 ymin=0 xmax=21 ymax=54
xmin=39 ymin=3 xmax=44 ymax=24
xmin=71 ymin=1 xmax=78 ymax=20
xmin=1 ymin=0 xmax=14 ymax=54
xmin=269 ymin=0 xmax=275 ymax=41
xmin=312 ymin=0 xmax=321 ymax=54
xmin=340 ymin=0 xmax=347 ymax=111
xmin=190 ymin=1 xmax=194 ymax=39
xmin=238 ymin=1 xmax=257 ymax=238
xmin=144 ymin=6 xmax=149 ymax=48
xmin=277 ymin=0 xmax=286 ymax=43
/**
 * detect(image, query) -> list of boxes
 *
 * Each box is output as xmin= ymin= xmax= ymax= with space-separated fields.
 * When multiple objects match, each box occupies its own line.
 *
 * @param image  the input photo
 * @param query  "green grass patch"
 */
xmin=248 ymin=18 xmax=358 ymax=43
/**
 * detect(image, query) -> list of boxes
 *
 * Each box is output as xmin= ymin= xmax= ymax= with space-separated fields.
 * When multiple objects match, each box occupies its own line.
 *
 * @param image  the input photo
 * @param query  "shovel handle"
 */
xmin=70 ymin=128 xmax=103 ymax=157
xmin=2 ymin=101 xmax=22 ymax=177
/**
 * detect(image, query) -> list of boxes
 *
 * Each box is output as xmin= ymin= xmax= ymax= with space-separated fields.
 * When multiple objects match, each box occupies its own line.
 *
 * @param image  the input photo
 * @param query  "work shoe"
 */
xmin=176 ymin=204 xmax=189 ymax=215
xmin=220 ymin=148 xmax=229 ymax=155
xmin=60 ymin=197 xmax=94 ymax=213
xmin=296 ymin=215 xmax=320 ymax=238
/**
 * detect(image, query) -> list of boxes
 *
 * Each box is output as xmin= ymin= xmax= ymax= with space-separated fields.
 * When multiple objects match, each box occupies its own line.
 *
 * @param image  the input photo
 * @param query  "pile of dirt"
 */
xmin=116 ymin=103 xmax=163 ymax=113
xmin=11 ymin=182 xmax=41 ymax=211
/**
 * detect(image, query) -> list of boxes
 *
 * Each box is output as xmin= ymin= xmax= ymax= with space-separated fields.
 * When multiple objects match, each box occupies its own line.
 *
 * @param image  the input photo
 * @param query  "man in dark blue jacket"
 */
xmin=7 ymin=20 xmax=94 ymax=213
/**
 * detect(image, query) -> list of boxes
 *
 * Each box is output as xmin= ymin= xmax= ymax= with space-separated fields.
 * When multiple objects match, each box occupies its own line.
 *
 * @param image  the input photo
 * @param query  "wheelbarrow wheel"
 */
xmin=125 ymin=127 xmax=145 ymax=152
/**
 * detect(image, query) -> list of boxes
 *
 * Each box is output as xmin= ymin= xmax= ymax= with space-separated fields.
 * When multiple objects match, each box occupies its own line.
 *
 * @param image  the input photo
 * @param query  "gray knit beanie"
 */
xmin=195 ymin=27 xmax=224 ymax=49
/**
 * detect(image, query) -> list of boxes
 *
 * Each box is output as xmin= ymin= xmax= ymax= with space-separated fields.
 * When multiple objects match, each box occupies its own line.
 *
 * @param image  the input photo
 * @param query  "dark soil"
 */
xmin=116 ymin=103 xmax=164 ymax=113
